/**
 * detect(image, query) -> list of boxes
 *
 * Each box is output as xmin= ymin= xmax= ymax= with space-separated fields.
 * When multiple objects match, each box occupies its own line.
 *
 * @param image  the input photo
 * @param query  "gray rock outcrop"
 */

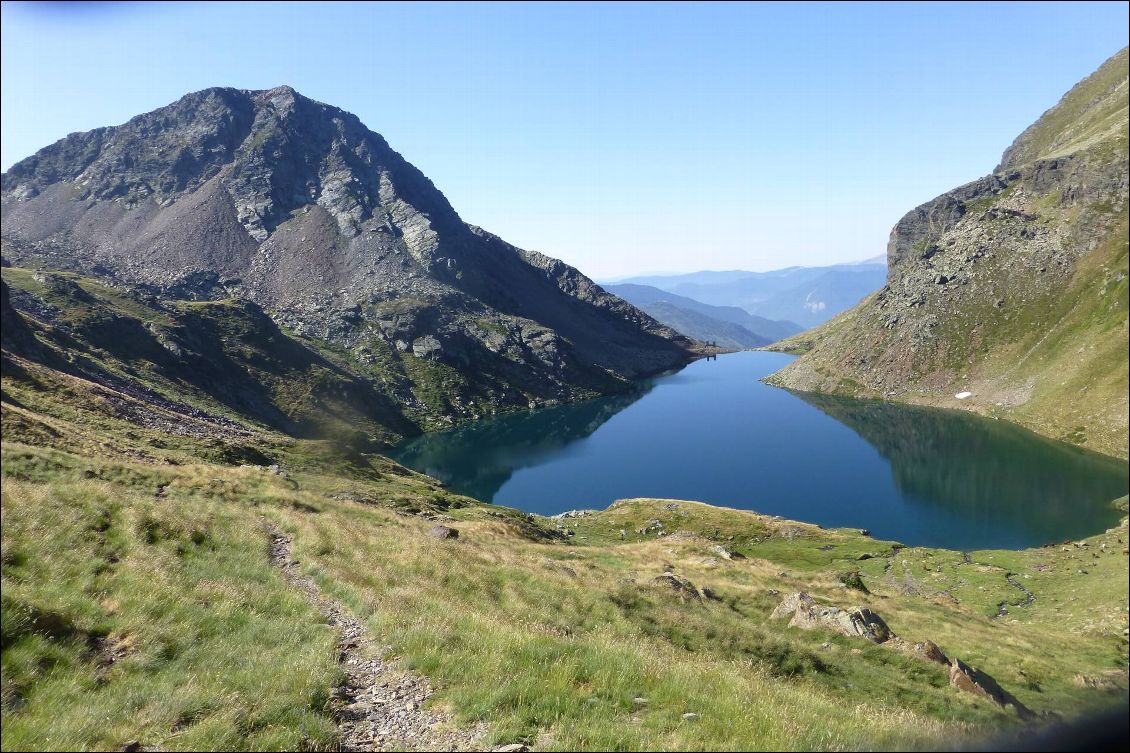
xmin=770 ymin=592 xmax=892 ymax=643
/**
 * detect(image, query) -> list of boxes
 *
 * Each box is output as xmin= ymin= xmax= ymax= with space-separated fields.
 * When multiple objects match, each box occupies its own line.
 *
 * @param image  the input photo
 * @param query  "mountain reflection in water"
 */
xmin=792 ymin=391 xmax=1128 ymax=546
xmin=390 ymin=352 xmax=1128 ymax=549
xmin=391 ymin=385 xmax=653 ymax=503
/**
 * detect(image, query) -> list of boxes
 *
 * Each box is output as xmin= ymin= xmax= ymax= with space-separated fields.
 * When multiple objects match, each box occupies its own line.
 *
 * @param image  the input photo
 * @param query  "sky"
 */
xmin=2 ymin=2 xmax=1127 ymax=279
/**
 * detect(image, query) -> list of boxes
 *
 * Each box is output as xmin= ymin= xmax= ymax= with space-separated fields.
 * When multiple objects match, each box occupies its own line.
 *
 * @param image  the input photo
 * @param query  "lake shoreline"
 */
xmin=391 ymin=351 xmax=1129 ymax=551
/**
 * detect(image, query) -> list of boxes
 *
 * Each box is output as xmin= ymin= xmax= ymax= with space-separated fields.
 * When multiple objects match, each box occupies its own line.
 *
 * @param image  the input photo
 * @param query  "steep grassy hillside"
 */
xmin=1 ymin=262 xmax=643 ymax=443
xmin=3 ymin=396 xmax=1127 ymax=751
xmin=3 ymin=275 xmax=1128 ymax=751
xmin=767 ymin=48 xmax=1129 ymax=458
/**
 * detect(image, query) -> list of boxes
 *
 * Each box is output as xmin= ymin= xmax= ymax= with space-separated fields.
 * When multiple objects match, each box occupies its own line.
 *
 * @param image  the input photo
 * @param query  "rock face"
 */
xmin=770 ymin=592 xmax=892 ymax=643
xmin=767 ymin=48 xmax=1129 ymax=458
xmin=948 ymin=657 xmax=1033 ymax=718
xmin=427 ymin=525 xmax=459 ymax=541
xmin=791 ymin=602 xmax=891 ymax=644
xmin=769 ymin=591 xmax=816 ymax=619
xmin=1 ymin=86 xmax=696 ymax=432
xmin=652 ymin=572 xmax=702 ymax=600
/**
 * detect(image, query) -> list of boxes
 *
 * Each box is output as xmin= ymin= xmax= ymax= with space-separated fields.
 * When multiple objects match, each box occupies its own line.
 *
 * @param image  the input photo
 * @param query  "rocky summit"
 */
xmin=768 ymin=48 xmax=1129 ymax=458
xmin=0 ymin=85 xmax=696 ymax=434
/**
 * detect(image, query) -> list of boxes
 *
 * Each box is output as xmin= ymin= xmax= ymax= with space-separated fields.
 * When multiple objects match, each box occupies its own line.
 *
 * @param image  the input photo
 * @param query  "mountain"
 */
xmin=614 ymin=260 xmax=887 ymax=329
xmin=605 ymin=283 xmax=802 ymax=347
xmin=619 ymin=301 xmax=769 ymax=349
xmin=0 ymin=86 xmax=698 ymax=436
xmin=3 ymin=81 xmax=1127 ymax=753
xmin=767 ymin=48 xmax=1129 ymax=459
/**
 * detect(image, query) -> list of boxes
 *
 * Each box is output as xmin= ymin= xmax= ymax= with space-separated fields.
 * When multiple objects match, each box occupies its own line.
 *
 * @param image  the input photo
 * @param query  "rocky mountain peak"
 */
xmin=3 ymin=85 xmax=463 ymax=247
xmin=2 ymin=86 xmax=697 ymax=429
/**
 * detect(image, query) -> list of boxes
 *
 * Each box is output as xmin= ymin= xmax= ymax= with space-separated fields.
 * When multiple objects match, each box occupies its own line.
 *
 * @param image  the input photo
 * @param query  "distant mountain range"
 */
xmin=608 ymin=259 xmax=887 ymax=329
xmin=604 ymin=283 xmax=801 ymax=348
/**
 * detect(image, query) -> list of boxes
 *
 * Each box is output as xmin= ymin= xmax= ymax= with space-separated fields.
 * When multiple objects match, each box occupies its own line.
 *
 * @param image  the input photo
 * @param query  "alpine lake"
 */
xmin=391 ymin=351 xmax=1129 ymax=550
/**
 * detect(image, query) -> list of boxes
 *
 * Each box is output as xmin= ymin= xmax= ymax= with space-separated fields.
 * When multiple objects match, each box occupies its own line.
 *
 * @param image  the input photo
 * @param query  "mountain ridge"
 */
xmin=605 ymin=283 xmax=801 ymax=347
xmin=767 ymin=48 xmax=1129 ymax=459
xmin=613 ymin=261 xmax=887 ymax=328
xmin=1 ymin=85 xmax=700 ymax=436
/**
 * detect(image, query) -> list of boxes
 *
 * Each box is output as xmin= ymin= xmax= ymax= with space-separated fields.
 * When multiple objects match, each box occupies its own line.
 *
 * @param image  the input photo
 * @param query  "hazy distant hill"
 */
xmin=614 ymin=261 xmax=886 ymax=329
xmin=605 ymin=283 xmax=800 ymax=347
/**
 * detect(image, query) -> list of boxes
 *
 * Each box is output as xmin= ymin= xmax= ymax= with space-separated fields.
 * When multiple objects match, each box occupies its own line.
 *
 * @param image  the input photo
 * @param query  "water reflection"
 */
xmin=792 ymin=392 xmax=1129 ymax=546
xmin=389 ymin=352 xmax=1128 ymax=549
xmin=391 ymin=385 xmax=654 ymax=502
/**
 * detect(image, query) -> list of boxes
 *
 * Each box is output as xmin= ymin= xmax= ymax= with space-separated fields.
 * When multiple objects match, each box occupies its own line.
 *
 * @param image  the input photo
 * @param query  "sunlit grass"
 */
xmin=1 ymin=398 xmax=1126 ymax=751
xmin=1 ymin=473 xmax=339 ymax=751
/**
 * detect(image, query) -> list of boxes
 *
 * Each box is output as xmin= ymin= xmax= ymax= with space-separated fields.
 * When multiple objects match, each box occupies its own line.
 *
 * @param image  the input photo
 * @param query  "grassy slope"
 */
xmin=0 ymin=263 xmax=615 ymax=443
xmin=3 ymin=349 xmax=1128 ymax=751
xmin=0 ymin=265 xmax=420 ymax=445
xmin=999 ymin=47 xmax=1129 ymax=169
xmin=1 ymin=472 xmax=339 ymax=751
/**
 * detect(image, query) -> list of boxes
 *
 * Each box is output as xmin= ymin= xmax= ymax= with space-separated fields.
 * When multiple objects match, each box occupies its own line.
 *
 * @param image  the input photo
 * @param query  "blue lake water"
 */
xmin=391 ymin=351 xmax=1128 ymax=550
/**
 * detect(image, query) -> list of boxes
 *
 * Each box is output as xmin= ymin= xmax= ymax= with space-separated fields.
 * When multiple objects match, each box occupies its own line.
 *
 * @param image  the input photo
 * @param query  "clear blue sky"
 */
xmin=2 ymin=2 xmax=1126 ymax=278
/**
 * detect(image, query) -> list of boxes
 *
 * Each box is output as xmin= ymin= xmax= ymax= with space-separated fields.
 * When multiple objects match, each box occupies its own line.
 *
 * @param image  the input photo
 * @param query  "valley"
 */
xmin=2 ymin=266 xmax=1126 ymax=749
xmin=1 ymin=28 xmax=1127 ymax=753
xmin=2 ymin=356 xmax=1127 ymax=750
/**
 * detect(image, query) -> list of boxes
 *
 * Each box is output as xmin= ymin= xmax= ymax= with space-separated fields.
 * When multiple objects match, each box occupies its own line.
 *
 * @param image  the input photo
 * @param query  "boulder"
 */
xmin=949 ymin=657 xmax=1033 ymax=718
xmin=889 ymin=637 xmax=949 ymax=665
xmin=790 ymin=602 xmax=892 ymax=643
xmin=411 ymin=335 xmax=443 ymax=360
xmin=949 ymin=657 xmax=1002 ymax=704
xmin=770 ymin=593 xmax=892 ymax=642
xmin=427 ymin=525 xmax=459 ymax=540
xmin=710 ymin=544 xmax=743 ymax=560
xmin=550 ymin=509 xmax=594 ymax=520
xmin=918 ymin=639 xmax=949 ymax=665
xmin=770 ymin=592 xmax=815 ymax=620
xmin=652 ymin=572 xmax=700 ymax=600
